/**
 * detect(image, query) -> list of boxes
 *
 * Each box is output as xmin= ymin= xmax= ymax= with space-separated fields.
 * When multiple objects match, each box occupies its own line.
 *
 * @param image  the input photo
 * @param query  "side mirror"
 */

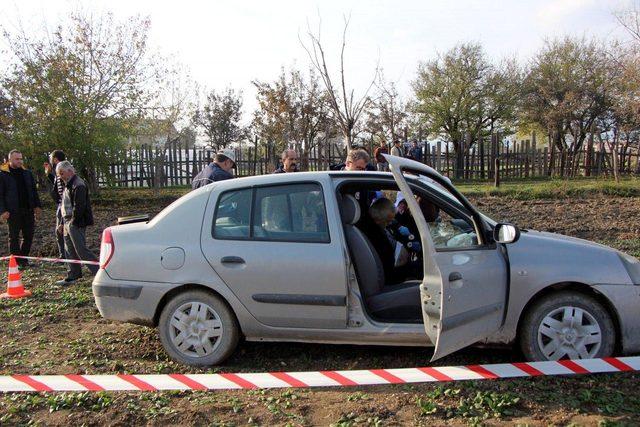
xmin=493 ymin=223 xmax=520 ymax=244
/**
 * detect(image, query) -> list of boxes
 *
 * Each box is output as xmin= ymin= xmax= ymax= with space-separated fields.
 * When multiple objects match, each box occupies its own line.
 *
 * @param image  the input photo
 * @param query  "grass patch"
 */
xmin=599 ymin=238 xmax=640 ymax=258
xmin=415 ymin=386 xmax=521 ymax=425
xmin=455 ymin=177 xmax=640 ymax=200
xmin=83 ymin=177 xmax=640 ymax=206
xmin=91 ymin=187 xmax=188 ymax=207
xmin=0 ymin=391 xmax=113 ymax=422
xmin=0 ymin=279 xmax=94 ymax=320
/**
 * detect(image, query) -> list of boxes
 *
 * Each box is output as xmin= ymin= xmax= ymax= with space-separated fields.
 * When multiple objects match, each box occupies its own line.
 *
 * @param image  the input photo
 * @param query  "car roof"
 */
xmin=193 ymin=170 xmax=398 ymax=193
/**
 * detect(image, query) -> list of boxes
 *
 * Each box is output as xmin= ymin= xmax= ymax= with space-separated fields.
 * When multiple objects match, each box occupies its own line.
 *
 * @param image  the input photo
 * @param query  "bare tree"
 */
xmin=616 ymin=0 xmax=640 ymax=42
xmin=300 ymin=15 xmax=378 ymax=147
xmin=366 ymin=73 xmax=407 ymax=145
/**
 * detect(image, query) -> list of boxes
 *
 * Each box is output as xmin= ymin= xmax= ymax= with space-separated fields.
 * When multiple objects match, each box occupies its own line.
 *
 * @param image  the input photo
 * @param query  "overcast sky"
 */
xmin=0 ymin=0 xmax=633 ymax=116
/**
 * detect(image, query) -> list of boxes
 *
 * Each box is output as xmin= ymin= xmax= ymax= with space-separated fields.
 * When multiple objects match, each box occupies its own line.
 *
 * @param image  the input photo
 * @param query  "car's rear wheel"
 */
xmin=519 ymin=291 xmax=615 ymax=361
xmin=158 ymin=290 xmax=239 ymax=366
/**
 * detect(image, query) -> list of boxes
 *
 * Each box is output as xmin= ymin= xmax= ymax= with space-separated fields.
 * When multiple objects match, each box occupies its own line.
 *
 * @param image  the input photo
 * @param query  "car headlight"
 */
xmin=618 ymin=252 xmax=640 ymax=285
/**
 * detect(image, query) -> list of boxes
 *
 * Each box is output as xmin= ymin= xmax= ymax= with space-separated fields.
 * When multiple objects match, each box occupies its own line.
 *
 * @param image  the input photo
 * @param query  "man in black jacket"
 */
xmin=273 ymin=149 xmax=299 ymax=173
xmin=45 ymin=150 xmax=67 ymax=260
xmin=0 ymin=150 xmax=42 ymax=267
xmin=55 ymin=161 xmax=98 ymax=286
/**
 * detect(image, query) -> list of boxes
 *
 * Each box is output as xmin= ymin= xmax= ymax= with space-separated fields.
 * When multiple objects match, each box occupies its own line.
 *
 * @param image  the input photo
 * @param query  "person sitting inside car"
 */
xmin=360 ymin=197 xmax=421 ymax=285
xmin=394 ymin=193 xmax=417 ymax=234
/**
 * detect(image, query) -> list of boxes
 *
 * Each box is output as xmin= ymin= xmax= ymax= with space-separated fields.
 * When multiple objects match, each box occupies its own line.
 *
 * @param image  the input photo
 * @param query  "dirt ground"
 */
xmin=0 ymin=189 xmax=639 ymax=426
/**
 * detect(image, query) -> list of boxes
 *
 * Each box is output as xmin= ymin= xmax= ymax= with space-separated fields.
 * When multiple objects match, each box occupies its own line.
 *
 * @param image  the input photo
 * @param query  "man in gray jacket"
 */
xmin=54 ymin=161 xmax=99 ymax=286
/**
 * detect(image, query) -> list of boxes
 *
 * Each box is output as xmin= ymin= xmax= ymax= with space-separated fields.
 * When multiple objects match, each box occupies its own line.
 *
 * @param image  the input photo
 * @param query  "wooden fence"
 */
xmin=96 ymin=141 xmax=348 ymax=187
xmin=97 ymin=136 xmax=639 ymax=188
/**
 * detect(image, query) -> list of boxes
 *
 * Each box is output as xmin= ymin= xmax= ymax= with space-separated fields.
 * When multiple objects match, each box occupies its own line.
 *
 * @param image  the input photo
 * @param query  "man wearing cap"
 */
xmin=191 ymin=148 xmax=236 ymax=190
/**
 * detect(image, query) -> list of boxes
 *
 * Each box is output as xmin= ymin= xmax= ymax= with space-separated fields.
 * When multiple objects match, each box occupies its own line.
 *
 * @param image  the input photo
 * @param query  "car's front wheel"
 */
xmin=519 ymin=291 xmax=615 ymax=361
xmin=158 ymin=290 xmax=240 ymax=366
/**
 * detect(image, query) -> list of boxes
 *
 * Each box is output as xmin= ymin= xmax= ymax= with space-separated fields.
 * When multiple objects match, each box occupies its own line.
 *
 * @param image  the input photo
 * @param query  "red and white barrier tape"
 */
xmin=0 ymin=357 xmax=638 ymax=392
xmin=0 ymin=255 xmax=99 ymax=266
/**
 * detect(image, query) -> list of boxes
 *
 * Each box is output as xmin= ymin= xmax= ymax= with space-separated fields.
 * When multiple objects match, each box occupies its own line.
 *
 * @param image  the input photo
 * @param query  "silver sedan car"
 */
xmin=92 ymin=155 xmax=640 ymax=366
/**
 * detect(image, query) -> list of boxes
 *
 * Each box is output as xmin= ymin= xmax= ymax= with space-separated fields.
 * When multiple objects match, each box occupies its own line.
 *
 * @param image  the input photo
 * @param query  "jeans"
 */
xmin=7 ymin=209 xmax=34 ymax=266
xmin=63 ymin=223 xmax=99 ymax=278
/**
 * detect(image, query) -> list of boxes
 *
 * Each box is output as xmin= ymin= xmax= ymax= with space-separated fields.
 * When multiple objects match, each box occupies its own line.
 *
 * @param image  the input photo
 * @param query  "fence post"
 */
xmin=464 ymin=132 xmax=471 ymax=180
xmin=479 ymin=135 xmax=485 ymax=180
xmin=445 ymin=142 xmax=450 ymax=178
xmin=494 ymin=156 xmax=500 ymax=187
xmin=524 ymin=139 xmax=531 ymax=178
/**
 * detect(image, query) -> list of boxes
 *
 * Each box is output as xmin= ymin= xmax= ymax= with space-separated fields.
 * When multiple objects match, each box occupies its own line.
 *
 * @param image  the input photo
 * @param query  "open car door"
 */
xmin=385 ymin=154 xmax=508 ymax=360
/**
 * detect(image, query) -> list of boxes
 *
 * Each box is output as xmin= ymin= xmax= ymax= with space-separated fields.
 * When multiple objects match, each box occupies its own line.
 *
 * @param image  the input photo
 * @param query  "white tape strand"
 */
xmin=0 ymin=255 xmax=99 ymax=266
xmin=0 ymin=356 xmax=637 ymax=393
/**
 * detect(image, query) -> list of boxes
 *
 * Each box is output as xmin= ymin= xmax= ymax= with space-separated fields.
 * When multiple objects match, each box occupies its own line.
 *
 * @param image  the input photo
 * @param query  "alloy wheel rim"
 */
xmin=537 ymin=306 xmax=602 ymax=360
xmin=169 ymin=301 xmax=223 ymax=358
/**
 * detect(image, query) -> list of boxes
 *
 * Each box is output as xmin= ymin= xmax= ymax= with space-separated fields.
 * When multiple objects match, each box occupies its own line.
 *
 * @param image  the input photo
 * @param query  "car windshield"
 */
xmin=416 ymin=175 xmax=496 ymax=226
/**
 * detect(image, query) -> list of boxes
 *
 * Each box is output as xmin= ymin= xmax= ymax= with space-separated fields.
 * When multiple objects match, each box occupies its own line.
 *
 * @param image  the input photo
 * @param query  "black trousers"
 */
xmin=7 ymin=209 xmax=35 ymax=266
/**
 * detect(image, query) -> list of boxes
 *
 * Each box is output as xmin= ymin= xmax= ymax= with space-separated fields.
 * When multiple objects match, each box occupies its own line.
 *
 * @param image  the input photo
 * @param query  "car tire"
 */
xmin=158 ymin=290 xmax=240 ymax=366
xmin=519 ymin=291 xmax=615 ymax=361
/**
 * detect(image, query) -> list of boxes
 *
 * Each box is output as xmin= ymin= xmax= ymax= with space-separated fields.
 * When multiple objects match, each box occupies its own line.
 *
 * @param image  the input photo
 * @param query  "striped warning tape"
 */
xmin=0 ymin=255 xmax=99 ymax=266
xmin=0 ymin=357 xmax=638 ymax=392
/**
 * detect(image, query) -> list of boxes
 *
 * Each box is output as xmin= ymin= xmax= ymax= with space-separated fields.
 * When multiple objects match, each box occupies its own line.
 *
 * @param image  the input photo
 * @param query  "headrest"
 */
xmin=340 ymin=194 xmax=361 ymax=225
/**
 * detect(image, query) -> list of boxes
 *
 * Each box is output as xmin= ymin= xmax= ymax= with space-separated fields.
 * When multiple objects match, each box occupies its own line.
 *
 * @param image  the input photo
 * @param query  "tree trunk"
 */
xmin=585 ymin=132 xmax=593 ymax=177
xmin=612 ymin=141 xmax=620 ymax=184
xmin=301 ymin=138 xmax=310 ymax=171
xmin=453 ymin=140 xmax=465 ymax=180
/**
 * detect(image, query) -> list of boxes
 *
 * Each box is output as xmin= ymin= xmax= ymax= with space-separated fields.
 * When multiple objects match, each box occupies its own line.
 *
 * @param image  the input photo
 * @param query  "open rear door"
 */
xmin=386 ymin=154 xmax=508 ymax=361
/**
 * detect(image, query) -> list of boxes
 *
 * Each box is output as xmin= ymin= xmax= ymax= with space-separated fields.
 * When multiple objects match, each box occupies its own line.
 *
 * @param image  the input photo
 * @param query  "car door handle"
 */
xmin=221 ymin=256 xmax=245 ymax=264
xmin=449 ymin=272 xmax=463 ymax=282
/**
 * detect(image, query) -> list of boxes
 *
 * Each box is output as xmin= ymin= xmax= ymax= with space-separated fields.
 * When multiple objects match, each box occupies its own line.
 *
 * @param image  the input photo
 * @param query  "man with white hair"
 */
xmin=55 ymin=161 xmax=99 ymax=286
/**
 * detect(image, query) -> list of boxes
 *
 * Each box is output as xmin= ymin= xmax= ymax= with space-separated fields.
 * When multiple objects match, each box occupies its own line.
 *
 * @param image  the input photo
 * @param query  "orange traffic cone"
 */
xmin=0 ymin=255 xmax=31 ymax=299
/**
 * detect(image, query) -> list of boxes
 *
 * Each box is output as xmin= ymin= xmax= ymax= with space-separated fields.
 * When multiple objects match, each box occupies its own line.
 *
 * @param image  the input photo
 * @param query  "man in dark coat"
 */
xmin=191 ymin=148 xmax=235 ymax=189
xmin=330 ymin=148 xmax=376 ymax=171
xmin=0 ymin=149 xmax=42 ymax=267
xmin=408 ymin=141 xmax=423 ymax=163
xmin=359 ymin=198 xmax=414 ymax=283
xmin=55 ymin=161 xmax=98 ymax=285
xmin=273 ymin=149 xmax=299 ymax=173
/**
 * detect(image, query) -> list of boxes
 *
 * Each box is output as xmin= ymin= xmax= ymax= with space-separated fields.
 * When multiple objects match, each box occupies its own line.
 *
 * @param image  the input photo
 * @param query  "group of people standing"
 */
xmin=0 ymin=149 xmax=98 ymax=285
xmin=190 ymin=139 xmax=425 ymax=189
xmin=374 ymin=139 xmax=423 ymax=171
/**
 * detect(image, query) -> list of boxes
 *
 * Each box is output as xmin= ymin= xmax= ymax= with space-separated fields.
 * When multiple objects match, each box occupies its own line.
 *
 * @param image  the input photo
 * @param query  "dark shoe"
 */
xmin=55 ymin=277 xmax=80 ymax=286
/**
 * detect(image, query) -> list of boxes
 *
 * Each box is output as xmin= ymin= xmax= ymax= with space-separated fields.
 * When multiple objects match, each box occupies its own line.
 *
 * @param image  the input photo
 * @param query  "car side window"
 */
xmin=253 ymin=183 xmax=329 ymax=243
xmin=213 ymin=188 xmax=252 ymax=239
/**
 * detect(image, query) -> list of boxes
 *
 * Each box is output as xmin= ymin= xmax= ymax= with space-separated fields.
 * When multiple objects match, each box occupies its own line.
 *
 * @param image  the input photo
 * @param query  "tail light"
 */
xmin=99 ymin=227 xmax=115 ymax=269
